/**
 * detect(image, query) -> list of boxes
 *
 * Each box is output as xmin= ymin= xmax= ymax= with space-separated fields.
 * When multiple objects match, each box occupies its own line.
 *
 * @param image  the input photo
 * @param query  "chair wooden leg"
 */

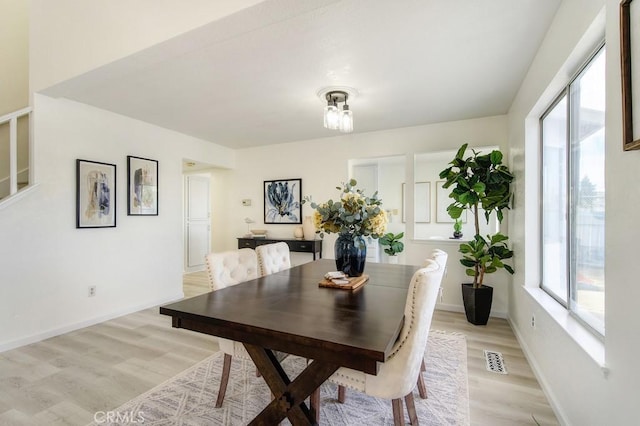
xmin=416 ymin=372 xmax=428 ymax=399
xmin=417 ymin=356 xmax=428 ymax=398
xmin=310 ymin=388 xmax=320 ymax=423
xmin=391 ymin=398 xmax=405 ymax=426
xmin=338 ymin=385 xmax=346 ymax=403
xmin=215 ymin=353 xmax=232 ymax=408
xmin=405 ymin=392 xmax=419 ymax=425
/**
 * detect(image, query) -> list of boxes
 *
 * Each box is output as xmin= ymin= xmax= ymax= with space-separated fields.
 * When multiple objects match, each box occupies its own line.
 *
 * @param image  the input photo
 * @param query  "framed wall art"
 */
xmin=402 ymin=182 xmax=431 ymax=223
xmin=127 ymin=156 xmax=158 ymax=216
xmin=264 ymin=178 xmax=302 ymax=224
xmin=621 ymin=0 xmax=640 ymax=150
xmin=76 ymin=159 xmax=116 ymax=228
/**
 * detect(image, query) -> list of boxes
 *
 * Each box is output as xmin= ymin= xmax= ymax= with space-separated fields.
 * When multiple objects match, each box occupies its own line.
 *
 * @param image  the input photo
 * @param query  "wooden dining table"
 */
xmin=160 ymin=259 xmax=420 ymax=425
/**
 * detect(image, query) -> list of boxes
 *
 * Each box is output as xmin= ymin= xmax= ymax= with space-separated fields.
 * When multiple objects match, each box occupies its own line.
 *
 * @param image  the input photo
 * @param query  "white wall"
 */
xmin=601 ymin=2 xmax=640 ymax=419
xmin=220 ymin=115 xmax=510 ymax=316
xmin=0 ymin=94 xmax=234 ymax=351
xmin=29 ymin=0 xmax=266 ymax=92
xmin=507 ymin=0 xmax=639 ymax=423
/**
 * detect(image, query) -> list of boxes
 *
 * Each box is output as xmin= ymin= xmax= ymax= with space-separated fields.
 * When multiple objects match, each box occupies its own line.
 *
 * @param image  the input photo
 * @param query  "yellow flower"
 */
xmin=313 ymin=210 xmax=323 ymax=229
xmin=306 ymin=180 xmax=385 ymax=238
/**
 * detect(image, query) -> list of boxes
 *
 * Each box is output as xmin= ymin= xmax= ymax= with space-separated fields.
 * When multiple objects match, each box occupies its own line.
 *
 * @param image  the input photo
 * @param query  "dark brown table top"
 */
xmin=160 ymin=259 xmax=420 ymax=375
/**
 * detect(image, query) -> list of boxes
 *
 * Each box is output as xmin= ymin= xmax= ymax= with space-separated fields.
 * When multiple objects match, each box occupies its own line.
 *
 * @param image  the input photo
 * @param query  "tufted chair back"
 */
xmin=205 ymin=248 xmax=259 ymax=291
xmin=427 ymin=248 xmax=448 ymax=276
xmin=256 ymin=242 xmax=291 ymax=276
xmin=368 ymin=259 xmax=443 ymax=398
xmin=329 ymin=259 xmax=443 ymax=400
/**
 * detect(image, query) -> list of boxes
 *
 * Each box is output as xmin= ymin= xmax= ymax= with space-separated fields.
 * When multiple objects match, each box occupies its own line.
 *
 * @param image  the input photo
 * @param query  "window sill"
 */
xmin=411 ymin=237 xmax=469 ymax=244
xmin=524 ymin=286 xmax=606 ymax=372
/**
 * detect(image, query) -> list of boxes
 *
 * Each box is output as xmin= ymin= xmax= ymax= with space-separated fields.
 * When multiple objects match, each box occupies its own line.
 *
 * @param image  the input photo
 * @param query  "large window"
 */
xmin=541 ymin=44 xmax=605 ymax=336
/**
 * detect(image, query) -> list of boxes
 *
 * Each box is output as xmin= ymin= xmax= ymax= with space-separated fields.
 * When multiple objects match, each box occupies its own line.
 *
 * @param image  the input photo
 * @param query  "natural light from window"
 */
xmin=541 ymin=45 xmax=605 ymax=336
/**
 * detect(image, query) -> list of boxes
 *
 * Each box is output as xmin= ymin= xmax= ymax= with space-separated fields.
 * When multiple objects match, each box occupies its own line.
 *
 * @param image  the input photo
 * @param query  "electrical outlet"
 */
xmin=88 ymin=285 xmax=96 ymax=297
xmin=531 ymin=314 xmax=536 ymax=328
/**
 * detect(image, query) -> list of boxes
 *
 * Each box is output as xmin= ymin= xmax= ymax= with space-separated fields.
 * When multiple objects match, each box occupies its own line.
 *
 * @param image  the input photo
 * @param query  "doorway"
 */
xmin=184 ymin=174 xmax=211 ymax=273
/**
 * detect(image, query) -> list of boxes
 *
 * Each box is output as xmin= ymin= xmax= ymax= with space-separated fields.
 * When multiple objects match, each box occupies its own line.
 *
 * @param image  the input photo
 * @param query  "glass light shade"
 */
xmin=324 ymin=105 xmax=339 ymax=129
xmin=339 ymin=109 xmax=353 ymax=133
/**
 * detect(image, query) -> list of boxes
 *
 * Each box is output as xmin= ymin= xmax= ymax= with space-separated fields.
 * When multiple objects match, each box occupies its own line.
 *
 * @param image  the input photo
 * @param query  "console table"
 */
xmin=237 ymin=238 xmax=323 ymax=260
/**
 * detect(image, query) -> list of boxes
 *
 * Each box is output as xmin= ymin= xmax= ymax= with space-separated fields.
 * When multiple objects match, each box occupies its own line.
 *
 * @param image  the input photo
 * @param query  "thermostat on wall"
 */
xmin=242 ymin=199 xmax=251 ymax=206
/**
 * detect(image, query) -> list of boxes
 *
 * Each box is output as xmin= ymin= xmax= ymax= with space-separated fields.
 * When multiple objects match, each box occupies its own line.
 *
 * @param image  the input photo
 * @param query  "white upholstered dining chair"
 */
xmin=427 ymin=248 xmax=448 ymax=274
xmin=256 ymin=242 xmax=291 ymax=276
xmin=415 ymin=248 xmax=449 ymax=399
xmin=205 ymin=248 xmax=259 ymax=291
xmin=204 ymin=248 xmax=265 ymax=407
xmin=313 ymin=259 xmax=443 ymax=425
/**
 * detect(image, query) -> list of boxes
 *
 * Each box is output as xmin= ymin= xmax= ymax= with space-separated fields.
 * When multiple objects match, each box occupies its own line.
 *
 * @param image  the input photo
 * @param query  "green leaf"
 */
xmin=460 ymin=259 xmax=476 ymax=267
xmin=455 ymin=143 xmax=469 ymax=160
xmin=490 ymin=150 xmax=503 ymax=165
xmin=465 ymin=269 xmax=476 ymax=277
xmin=490 ymin=233 xmax=508 ymax=244
xmin=439 ymin=167 xmax=452 ymax=180
xmin=447 ymin=205 xmax=464 ymax=219
xmin=459 ymin=244 xmax=472 ymax=253
xmin=472 ymin=182 xmax=486 ymax=194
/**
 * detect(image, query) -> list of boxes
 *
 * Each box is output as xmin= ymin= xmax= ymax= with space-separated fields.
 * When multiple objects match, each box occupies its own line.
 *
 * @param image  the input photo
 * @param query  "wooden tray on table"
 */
xmin=319 ymin=274 xmax=369 ymax=291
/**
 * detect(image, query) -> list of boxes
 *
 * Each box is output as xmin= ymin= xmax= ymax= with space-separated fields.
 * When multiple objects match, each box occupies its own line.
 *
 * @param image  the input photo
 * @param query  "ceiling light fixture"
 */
xmin=319 ymin=88 xmax=356 ymax=133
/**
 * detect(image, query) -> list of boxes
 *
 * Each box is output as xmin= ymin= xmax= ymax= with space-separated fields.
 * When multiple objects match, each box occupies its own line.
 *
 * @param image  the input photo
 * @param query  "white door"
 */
xmin=185 ymin=175 xmax=210 ymax=272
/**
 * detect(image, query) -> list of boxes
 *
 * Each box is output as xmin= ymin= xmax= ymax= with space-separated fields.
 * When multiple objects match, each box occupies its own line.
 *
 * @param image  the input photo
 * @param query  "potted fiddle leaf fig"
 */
xmin=439 ymin=143 xmax=515 ymax=325
xmin=379 ymin=232 xmax=404 ymax=264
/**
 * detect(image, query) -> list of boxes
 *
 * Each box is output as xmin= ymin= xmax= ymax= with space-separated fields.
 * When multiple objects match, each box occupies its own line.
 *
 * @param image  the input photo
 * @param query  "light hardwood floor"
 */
xmin=0 ymin=271 xmax=558 ymax=425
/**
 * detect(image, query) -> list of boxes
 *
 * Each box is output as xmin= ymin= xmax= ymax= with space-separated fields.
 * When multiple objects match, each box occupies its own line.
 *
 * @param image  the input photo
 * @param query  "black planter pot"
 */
xmin=461 ymin=283 xmax=493 ymax=325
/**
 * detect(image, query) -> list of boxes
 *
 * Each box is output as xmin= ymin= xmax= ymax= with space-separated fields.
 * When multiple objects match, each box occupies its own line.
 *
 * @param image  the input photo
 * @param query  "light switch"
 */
xmin=242 ymin=199 xmax=251 ymax=206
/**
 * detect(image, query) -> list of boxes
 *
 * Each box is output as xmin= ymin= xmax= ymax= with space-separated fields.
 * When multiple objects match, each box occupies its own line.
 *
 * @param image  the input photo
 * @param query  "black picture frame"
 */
xmin=127 ymin=156 xmax=159 ymax=216
xmin=264 ymin=178 xmax=302 ymax=224
xmin=621 ymin=0 xmax=640 ymax=150
xmin=76 ymin=159 xmax=116 ymax=228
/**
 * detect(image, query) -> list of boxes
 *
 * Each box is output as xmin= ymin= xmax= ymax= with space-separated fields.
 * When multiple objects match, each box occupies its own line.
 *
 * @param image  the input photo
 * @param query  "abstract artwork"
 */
xmin=127 ymin=156 xmax=158 ymax=216
xmin=76 ymin=159 xmax=116 ymax=228
xmin=264 ymin=178 xmax=302 ymax=224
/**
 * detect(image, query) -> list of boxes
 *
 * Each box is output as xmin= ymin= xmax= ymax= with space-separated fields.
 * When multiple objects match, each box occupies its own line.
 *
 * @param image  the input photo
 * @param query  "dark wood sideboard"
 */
xmin=237 ymin=238 xmax=323 ymax=260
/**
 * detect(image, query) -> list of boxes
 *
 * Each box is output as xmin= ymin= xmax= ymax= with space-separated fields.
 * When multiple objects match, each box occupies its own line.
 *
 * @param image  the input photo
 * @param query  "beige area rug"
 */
xmin=90 ymin=331 xmax=469 ymax=425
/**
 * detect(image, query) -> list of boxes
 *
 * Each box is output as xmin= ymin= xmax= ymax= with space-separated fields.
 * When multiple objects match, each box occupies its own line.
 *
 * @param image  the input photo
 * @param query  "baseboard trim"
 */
xmin=0 ymin=291 xmax=184 ymax=353
xmin=436 ymin=302 xmax=508 ymax=319
xmin=508 ymin=317 xmax=569 ymax=426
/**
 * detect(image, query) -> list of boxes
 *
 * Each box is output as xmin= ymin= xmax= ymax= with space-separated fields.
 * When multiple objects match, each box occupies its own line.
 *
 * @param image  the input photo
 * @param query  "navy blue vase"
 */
xmin=335 ymin=234 xmax=367 ymax=277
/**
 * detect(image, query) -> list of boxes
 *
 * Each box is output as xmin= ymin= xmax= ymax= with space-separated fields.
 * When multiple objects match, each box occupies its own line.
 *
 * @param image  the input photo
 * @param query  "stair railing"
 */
xmin=0 ymin=106 xmax=32 ymax=198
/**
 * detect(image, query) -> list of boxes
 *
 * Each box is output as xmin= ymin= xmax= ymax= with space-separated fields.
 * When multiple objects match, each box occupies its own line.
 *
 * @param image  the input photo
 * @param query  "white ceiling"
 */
xmin=42 ymin=0 xmax=562 ymax=149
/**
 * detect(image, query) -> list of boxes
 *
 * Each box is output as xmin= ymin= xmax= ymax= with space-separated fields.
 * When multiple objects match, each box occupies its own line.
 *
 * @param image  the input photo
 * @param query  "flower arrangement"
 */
xmin=305 ymin=179 xmax=387 ymax=238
